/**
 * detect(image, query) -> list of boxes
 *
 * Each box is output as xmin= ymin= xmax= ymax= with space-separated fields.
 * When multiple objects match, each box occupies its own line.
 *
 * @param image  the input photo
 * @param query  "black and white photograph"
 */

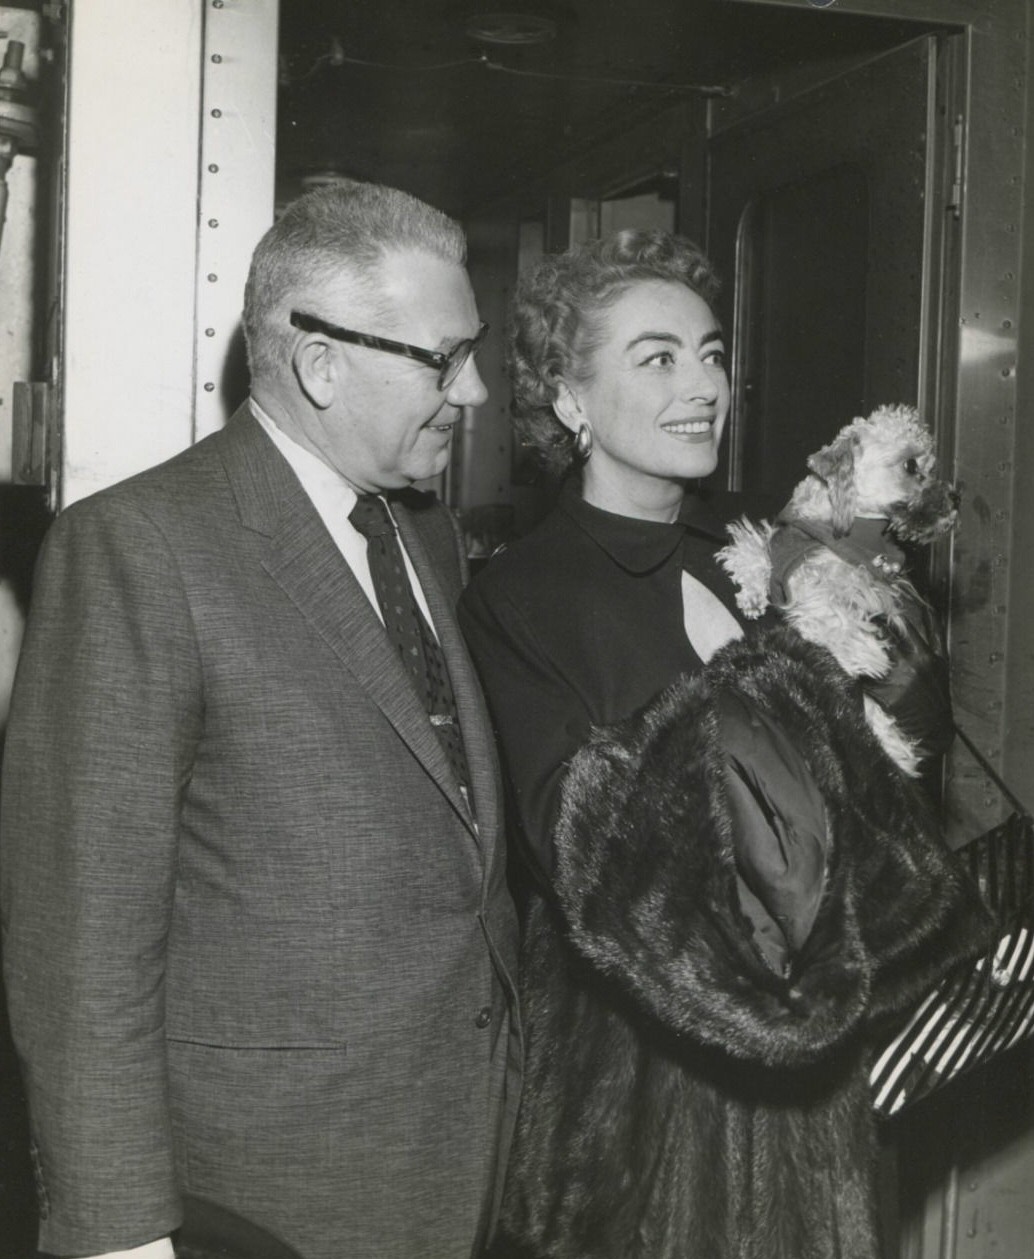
xmin=0 ymin=2 xmax=1032 ymax=1256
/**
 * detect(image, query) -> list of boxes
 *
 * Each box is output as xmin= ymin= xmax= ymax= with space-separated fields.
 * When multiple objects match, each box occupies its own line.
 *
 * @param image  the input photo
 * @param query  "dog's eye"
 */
xmin=904 ymin=457 xmax=920 ymax=476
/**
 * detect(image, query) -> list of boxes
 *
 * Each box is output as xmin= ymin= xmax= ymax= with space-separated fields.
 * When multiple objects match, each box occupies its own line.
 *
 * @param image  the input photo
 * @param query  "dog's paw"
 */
xmin=716 ymin=518 xmax=775 ymax=619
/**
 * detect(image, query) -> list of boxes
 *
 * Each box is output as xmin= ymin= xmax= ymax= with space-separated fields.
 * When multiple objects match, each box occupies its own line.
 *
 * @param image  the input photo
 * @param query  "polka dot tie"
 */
xmin=349 ymin=494 xmax=472 ymax=799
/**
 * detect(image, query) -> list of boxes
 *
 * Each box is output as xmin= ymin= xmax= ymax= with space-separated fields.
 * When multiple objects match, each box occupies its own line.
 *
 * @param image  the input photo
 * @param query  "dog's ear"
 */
xmin=807 ymin=433 xmax=858 ymax=536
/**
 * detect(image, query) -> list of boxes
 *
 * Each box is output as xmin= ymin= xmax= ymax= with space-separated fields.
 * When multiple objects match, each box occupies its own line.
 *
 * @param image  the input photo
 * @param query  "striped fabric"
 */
xmin=871 ymin=811 xmax=1034 ymax=1116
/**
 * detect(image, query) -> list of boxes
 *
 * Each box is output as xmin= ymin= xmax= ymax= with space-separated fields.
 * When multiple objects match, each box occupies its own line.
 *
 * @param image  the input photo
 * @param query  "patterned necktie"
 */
xmin=348 ymin=493 xmax=472 ymax=800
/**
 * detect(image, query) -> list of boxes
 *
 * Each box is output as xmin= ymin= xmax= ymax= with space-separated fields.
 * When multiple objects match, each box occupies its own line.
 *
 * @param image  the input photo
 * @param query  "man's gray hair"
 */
xmin=243 ymin=181 xmax=467 ymax=382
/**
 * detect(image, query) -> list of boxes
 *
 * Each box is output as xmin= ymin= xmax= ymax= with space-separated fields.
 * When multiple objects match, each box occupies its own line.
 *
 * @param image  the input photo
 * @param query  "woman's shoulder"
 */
xmin=464 ymin=502 xmax=590 ymax=609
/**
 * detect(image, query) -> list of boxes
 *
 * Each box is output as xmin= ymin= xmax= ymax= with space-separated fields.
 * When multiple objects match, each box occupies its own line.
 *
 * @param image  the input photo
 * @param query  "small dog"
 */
xmin=717 ymin=404 xmax=960 ymax=776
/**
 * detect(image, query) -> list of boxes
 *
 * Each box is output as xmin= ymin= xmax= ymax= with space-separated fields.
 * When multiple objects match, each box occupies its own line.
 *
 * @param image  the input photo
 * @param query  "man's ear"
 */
xmin=292 ymin=334 xmax=338 ymax=409
xmin=552 ymin=379 xmax=584 ymax=434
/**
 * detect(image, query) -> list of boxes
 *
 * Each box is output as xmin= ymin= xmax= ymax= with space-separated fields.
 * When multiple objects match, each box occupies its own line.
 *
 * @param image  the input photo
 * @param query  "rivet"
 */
xmin=211 ymin=54 xmax=223 ymax=63
xmin=207 ymin=273 xmax=218 ymax=282
xmin=213 ymin=0 xmax=224 ymax=7
xmin=208 ymin=219 xmax=219 ymax=228
xmin=204 ymin=382 xmax=216 ymax=392
xmin=208 ymin=163 xmax=219 ymax=173
xmin=211 ymin=108 xmax=222 ymax=118
xmin=1003 ymin=319 xmax=1013 ymax=329
xmin=205 ymin=328 xmax=216 ymax=337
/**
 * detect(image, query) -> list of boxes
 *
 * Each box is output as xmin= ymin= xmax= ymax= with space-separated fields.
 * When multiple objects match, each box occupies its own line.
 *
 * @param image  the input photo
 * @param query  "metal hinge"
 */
xmin=947 ymin=112 xmax=965 ymax=219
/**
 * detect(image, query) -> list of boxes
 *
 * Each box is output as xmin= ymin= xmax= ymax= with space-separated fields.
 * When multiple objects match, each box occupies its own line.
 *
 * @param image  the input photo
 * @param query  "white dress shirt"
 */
xmin=252 ymin=401 xmax=440 ymax=633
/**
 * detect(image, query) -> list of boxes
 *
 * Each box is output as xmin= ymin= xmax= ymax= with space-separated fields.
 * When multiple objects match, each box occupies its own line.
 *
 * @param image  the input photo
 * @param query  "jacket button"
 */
xmin=475 ymin=1005 xmax=492 ymax=1028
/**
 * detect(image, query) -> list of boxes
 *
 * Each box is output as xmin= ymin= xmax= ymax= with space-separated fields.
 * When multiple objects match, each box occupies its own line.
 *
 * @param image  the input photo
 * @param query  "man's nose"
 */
xmin=446 ymin=356 xmax=489 ymax=408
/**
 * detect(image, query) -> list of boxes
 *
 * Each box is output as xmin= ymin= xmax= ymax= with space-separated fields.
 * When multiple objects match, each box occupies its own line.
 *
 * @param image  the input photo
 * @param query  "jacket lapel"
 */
xmin=217 ymin=410 xmax=479 ymax=840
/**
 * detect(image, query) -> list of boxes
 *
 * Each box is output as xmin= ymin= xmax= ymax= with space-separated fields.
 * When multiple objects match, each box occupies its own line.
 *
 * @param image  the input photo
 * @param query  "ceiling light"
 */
xmin=464 ymin=11 xmax=558 ymax=46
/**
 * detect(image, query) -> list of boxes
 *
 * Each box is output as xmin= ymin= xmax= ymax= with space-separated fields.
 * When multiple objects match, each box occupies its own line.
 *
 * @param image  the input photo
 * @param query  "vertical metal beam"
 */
xmin=0 ymin=7 xmax=41 ymax=482
xmin=946 ymin=12 xmax=1028 ymax=834
xmin=61 ymin=0 xmax=204 ymax=505
xmin=1003 ymin=6 xmax=1034 ymax=806
xmin=59 ymin=0 xmax=278 ymax=506
xmin=194 ymin=0 xmax=279 ymax=440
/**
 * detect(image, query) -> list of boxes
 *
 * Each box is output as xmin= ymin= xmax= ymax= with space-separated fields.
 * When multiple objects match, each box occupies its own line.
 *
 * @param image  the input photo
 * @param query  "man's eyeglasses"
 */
xmin=290 ymin=311 xmax=489 ymax=392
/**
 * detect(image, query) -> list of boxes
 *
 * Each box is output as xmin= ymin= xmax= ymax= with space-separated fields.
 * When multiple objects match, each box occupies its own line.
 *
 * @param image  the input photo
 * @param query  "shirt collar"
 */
xmin=558 ymin=479 xmax=728 ymax=575
xmin=250 ymin=397 xmax=360 ymax=516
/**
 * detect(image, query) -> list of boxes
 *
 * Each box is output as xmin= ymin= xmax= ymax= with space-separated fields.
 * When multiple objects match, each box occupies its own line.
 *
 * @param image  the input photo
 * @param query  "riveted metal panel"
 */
xmin=59 ymin=0 xmax=278 ymax=505
xmin=61 ymin=0 xmax=203 ymax=505
xmin=724 ymin=0 xmax=1032 ymax=832
xmin=947 ymin=15 xmax=1028 ymax=837
xmin=193 ymin=0 xmax=279 ymax=439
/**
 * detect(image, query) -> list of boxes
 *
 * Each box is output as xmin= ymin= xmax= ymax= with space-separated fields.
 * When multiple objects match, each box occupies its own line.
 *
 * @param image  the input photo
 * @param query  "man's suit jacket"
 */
xmin=0 ymin=407 xmax=521 ymax=1259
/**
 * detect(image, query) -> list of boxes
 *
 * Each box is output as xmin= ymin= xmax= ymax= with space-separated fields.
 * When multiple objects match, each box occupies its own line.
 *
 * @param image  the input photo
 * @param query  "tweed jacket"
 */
xmin=0 ymin=407 xmax=521 ymax=1259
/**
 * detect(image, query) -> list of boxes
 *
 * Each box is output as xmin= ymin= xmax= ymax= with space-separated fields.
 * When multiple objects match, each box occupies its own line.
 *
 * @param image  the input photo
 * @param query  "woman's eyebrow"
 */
xmin=625 ymin=328 xmax=725 ymax=352
xmin=625 ymin=331 xmax=682 ymax=351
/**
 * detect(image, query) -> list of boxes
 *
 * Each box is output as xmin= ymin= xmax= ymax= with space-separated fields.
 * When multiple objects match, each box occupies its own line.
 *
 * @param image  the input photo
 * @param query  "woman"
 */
xmin=459 ymin=230 xmax=987 ymax=1259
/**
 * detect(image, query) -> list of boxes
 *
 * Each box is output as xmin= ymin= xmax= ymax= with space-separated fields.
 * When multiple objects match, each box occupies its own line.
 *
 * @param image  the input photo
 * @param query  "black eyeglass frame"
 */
xmin=290 ymin=310 xmax=488 ymax=391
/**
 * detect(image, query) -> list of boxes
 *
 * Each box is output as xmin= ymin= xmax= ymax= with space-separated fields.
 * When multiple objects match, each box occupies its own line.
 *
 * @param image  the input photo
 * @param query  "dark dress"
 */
xmin=459 ymin=484 xmax=750 ymax=882
xmin=459 ymin=483 xmax=989 ymax=1259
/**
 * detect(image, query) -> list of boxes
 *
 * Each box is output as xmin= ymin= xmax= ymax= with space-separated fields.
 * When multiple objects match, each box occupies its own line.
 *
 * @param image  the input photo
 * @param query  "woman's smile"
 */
xmin=661 ymin=416 xmax=716 ymax=440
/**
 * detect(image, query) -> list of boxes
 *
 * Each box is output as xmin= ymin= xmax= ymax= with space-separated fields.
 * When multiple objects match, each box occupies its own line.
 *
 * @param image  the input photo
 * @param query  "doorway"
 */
xmin=707 ymin=36 xmax=947 ymax=504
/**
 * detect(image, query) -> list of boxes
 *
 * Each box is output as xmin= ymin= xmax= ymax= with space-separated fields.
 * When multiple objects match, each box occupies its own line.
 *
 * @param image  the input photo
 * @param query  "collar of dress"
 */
xmin=559 ymin=479 xmax=729 ymax=575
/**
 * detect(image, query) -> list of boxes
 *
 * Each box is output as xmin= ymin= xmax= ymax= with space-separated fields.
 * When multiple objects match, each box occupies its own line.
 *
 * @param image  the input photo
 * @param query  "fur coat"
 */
xmin=492 ymin=628 xmax=989 ymax=1259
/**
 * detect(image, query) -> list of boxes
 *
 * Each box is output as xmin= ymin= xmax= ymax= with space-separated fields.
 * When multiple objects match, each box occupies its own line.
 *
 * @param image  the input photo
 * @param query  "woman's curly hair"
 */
xmin=509 ymin=229 xmax=721 ymax=476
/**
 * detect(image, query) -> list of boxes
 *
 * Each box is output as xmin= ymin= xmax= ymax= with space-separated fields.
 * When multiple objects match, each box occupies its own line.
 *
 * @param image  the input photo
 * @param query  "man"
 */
xmin=1 ymin=182 xmax=521 ymax=1259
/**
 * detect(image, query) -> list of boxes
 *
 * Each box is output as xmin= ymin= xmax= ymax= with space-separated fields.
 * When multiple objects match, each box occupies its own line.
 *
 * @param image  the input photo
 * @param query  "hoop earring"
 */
xmin=574 ymin=423 xmax=593 ymax=461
